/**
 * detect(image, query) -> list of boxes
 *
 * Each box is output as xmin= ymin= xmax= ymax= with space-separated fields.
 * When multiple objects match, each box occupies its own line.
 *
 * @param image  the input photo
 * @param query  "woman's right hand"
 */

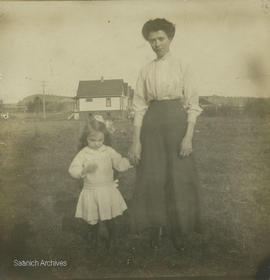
xmin=128 ymin=141 xmax=141 ymax=166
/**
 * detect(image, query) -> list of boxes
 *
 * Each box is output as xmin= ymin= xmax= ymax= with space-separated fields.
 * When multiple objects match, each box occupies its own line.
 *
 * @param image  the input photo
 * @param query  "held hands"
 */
xmin=126 ymin=161 xmax=134 ymax=169
xmin=128 ymin=141 xmax=141 ymax=166
xmin=179 ymin=136 xmax=193 ymax=157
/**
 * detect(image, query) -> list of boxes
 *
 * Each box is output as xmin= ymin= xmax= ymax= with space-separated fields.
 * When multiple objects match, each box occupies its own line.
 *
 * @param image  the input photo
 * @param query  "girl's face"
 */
xmin=148 ymin=30 xmax=171 ymax=58
xmin=87 ymin=132 xmax=104 ymax=150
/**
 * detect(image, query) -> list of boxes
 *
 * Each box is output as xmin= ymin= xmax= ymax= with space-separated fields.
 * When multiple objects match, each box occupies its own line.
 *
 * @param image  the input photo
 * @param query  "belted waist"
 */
xmin=148 ymin=98 xmax=185 ymax=110
xmin=149 ymin=97 xmax=182 ymax=102
xmin=83 ymin=180 xmax=119 ymax=191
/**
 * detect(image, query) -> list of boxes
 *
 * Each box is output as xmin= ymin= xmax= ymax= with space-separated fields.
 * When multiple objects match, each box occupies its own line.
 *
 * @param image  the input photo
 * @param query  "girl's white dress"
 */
xmin=69 ymin=145 xmax=131 ymax=225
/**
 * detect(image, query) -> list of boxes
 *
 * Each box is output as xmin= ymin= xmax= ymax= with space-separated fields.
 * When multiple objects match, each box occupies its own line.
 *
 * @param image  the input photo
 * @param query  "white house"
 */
xmin=74 ymin=77 xmax=134 ymax=119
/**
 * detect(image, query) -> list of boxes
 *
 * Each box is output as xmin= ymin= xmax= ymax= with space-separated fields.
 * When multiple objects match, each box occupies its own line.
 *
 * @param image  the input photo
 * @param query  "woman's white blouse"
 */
xmin=133 ymin=52 xmax=202 ymax=127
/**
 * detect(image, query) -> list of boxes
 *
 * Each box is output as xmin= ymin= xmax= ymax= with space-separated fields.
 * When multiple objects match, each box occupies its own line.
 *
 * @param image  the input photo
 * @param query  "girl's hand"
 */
xmin=82 ymin=163 xmax=98 ymax=176
xmin=179 ymin=136 xmax=193 ymax=157
xmin=128 ymin=141 xmax=141 ymax=166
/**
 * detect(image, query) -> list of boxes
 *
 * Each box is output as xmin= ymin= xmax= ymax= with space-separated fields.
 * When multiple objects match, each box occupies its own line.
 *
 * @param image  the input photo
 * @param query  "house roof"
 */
xmin=77 ymin=79 xmax=124 ymax=98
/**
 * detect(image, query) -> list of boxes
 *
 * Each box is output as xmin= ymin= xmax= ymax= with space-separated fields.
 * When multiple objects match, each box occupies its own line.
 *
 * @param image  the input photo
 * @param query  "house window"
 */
xmin=106 ymin=98 xmax=111 ymax=107
xmin=86 ymin=98 xmax=93 ymax=102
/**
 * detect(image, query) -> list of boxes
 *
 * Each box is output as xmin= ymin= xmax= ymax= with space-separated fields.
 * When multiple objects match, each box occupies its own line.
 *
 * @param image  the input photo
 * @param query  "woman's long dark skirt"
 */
xmin=130 ymin=99 xmax=201 ymax=236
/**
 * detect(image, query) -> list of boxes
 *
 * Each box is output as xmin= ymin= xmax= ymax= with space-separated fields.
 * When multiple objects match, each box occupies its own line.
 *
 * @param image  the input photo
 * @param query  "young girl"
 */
xmin=69 ymin=115 xmax=132 ymax=249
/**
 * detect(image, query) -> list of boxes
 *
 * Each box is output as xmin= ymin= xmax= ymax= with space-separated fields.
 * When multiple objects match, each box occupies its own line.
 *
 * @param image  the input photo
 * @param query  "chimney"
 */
xmin=100 ymin=76 xmax=104 ymax=83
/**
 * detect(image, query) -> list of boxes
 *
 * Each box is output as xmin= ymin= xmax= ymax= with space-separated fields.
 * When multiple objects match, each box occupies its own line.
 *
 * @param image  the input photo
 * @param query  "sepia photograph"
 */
xmin=0 ymin=0 xmax=270 ymax=279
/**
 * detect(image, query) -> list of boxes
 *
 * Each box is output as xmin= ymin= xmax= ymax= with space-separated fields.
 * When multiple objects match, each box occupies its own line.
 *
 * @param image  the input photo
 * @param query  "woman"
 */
xmin=129 ymin=18 xmax=202 ymax=250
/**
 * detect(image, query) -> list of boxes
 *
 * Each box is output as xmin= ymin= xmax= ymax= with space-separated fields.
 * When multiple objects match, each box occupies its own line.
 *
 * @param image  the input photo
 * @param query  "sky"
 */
xmin=0 ymin=0 xmax=270 ymax=103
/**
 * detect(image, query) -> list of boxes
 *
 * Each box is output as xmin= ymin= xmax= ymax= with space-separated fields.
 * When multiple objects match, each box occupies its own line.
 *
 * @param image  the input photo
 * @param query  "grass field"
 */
xmin=0 ymin=115 xmax=269 ymax=279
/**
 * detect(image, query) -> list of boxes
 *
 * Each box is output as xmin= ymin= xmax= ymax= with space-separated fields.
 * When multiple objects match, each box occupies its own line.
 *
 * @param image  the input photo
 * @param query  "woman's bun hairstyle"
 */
xmin=142 ymin=18 xmax=175 ymax=40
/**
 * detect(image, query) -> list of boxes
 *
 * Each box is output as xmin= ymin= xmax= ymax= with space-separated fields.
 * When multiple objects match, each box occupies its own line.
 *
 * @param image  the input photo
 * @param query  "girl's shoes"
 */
xmin=150 ymin=239 xmax=160 ymax=250
xmin=150 ymin=226 xmax=163 ymax=249
xmin=171 ymin=235 xmax=185 ymax=252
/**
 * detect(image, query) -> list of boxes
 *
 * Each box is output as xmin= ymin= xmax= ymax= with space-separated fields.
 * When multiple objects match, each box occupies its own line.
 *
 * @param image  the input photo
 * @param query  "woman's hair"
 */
xmin=142 ymin=18 xmax=175 ymax=41
xmin=78 ymin=114 xmax=112 ymax=150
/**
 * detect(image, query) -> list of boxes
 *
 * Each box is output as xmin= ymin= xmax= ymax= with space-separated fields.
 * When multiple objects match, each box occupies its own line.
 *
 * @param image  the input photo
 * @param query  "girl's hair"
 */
xmin=86 ymin=129 xmax=104 ymax=139
xmin=142 ymin=18 xmax=175 ymax=41
xmin=87 ymin=113 xmax=107 ymax=135
xmin=78 ymin=114 xmax=112 ymax=150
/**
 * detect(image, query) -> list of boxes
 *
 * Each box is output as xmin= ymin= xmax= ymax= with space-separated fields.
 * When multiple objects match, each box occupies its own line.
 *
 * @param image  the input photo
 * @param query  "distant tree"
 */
xmin=26 ymin=101 xmax=34 ymax=112
xmin=0 ymin=99 xmax=3 ymax=112
xmin=26 ymin=97 xmax=42 ymax=113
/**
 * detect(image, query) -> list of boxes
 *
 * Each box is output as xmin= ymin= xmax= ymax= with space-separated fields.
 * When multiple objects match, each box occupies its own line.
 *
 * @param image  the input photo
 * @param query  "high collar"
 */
xmin=155 ymin=51 xmax=171 ymax=62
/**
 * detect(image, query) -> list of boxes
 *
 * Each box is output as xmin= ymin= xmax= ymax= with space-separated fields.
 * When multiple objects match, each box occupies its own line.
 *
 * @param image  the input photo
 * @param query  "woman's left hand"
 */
xmin=179 ymin=136 xmax=193 ymax=157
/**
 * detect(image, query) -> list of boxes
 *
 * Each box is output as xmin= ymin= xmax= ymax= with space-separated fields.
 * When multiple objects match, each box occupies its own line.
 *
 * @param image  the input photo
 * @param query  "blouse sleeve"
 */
xmin=68 ymin=150 xmax=85 ymax=179
xmin=133 ymin=68 xmax=148 ymax=128
xmin=108 ymin=147 xmax=132 ymax=172
xmin=182 ymin=63 xmax=203 ymax=123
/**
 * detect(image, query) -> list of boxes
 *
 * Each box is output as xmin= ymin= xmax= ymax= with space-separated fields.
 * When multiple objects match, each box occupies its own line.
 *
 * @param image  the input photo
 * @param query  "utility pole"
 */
xmin=26 ymin=77 xmax=47 ymax=120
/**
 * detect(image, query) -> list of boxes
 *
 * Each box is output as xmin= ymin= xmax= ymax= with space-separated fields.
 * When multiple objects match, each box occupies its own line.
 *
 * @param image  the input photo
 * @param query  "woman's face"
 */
xmin=148 ymin=30 xmax=171 ymax=58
